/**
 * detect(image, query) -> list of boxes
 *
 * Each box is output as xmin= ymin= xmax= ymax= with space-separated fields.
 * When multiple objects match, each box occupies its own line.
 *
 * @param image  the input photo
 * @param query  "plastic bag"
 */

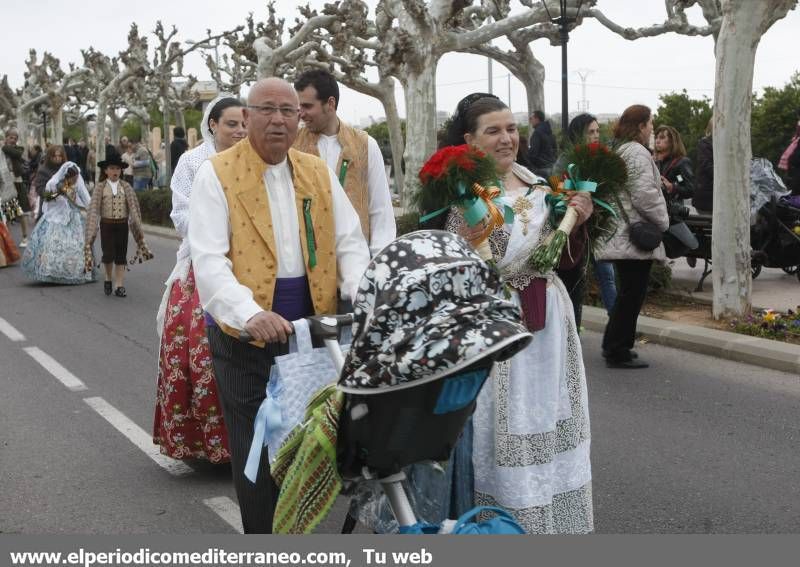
xmin=244 ymin=319 xmax=341 ymax=482
xmin=750 ymin=158 xmax=789 ymax=224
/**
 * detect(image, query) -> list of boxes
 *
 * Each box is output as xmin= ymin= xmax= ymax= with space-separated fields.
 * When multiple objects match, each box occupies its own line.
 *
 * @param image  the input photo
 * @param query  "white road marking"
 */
xmin=0 ymin=317 xmax=25 ymax=342
xmin=23 ymin=347 xmax=87 ymax=391
xmin=203 ymin=496 xmax=244 ymax=533
xmin=83 ymin=396 xmax=194 ymax=477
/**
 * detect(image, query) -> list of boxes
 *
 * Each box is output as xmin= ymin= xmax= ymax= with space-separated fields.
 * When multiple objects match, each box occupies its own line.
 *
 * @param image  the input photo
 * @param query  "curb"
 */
xmin=582 ymin=305 xmax=800 ymax=375
xmin=142 ymin=223 xmax=180 ymax=241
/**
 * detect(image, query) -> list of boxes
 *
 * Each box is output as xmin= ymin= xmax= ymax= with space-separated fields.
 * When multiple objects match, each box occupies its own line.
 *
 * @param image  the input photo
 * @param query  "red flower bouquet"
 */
xmin=415 ymin=145 xmax=512 ymax=260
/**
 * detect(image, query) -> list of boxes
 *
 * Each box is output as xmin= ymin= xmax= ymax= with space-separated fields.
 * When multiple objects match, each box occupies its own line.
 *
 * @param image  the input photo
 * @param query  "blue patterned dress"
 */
xmin=22 ymin=184 xmax=95 ymax=284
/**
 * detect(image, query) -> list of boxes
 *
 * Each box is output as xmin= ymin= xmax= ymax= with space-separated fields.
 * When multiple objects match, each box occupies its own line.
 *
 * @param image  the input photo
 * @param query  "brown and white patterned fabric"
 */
xmin=338 ymin=230 xmax=532 ymax=394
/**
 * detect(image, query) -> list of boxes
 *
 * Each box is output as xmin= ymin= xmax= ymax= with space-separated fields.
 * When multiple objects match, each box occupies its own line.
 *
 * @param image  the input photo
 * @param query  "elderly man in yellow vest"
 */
xmin=188 ymin=78 xmax=370 ymax=534
xmin=293 ymin=69 xmax=396 ymax=256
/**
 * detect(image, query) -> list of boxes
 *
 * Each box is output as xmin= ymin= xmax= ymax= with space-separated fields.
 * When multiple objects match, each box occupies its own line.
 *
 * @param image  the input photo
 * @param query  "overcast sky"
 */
xmin=3 ymin=1 xmax=798 ymax=125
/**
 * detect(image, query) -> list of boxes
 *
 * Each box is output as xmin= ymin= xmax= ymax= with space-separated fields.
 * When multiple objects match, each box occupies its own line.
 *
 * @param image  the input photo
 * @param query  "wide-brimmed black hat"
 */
xmin=97 ymin=155 xmax=129 ymax=170
xmin=338 ymin=230 xmax=533 ymax=394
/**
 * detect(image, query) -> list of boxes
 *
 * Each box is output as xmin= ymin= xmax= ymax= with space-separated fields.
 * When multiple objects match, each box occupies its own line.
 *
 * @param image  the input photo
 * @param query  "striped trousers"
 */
xmin=207 ymin=325 xmax=288 ymax=534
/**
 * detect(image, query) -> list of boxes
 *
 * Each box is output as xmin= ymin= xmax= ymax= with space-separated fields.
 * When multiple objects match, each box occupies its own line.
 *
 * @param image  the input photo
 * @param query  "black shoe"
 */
xmin=687 ymin=257 xmax=697 ymax=268
xmin=104 ymin=281 xmax=112 ymax=295
xmin=604 ymin=350 xmax=638 ymax=359
xmin=114 ymin=286 xmax=126 ymax=297
xmin=606 ymin=358 xmax=649 ymax=369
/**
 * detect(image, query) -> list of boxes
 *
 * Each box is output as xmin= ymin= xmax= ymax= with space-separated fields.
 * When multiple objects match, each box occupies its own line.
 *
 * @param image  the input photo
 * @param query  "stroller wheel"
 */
xmin=781 ymin=265 xmax=799 ymax=275
xmin=751 ymin=263 xmax=762 ymax=279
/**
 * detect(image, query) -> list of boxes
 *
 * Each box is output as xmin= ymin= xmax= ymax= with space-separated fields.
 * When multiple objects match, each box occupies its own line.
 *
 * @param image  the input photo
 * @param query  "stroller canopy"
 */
xmin=338 ymin=230 xmax=532 ymax=394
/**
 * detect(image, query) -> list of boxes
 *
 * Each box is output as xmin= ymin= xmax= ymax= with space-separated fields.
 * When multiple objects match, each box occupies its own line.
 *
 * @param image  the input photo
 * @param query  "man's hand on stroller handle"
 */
xmin=243 ymin=310 xmax=293 ymax=343
xmin=239 ymin=313 xmax=354 ymax=345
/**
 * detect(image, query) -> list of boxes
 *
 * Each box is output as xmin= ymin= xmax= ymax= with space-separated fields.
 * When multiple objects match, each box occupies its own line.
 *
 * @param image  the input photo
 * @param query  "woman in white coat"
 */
xmin=596 ymin=105 xmax=669 ymax=369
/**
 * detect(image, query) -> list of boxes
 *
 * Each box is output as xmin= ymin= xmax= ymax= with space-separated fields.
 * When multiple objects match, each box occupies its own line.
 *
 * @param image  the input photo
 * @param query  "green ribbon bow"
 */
xmin=559 ymin=163 xmax=618 ymax=219
xmin=419 ymin=180 xmax=515 ymax=227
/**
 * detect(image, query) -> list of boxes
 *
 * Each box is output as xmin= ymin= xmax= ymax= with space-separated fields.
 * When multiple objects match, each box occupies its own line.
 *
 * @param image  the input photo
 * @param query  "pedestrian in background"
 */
xmin=130 ymin=139 xmax=152 ymax=191
xmin=526 ymin=109 xmax=557 ymax=178
xmin=778 ymin=115 xmax=800 ymax=195
xmin=3 ymin=129 xmax=32 ymax=247
xmin=597 ymin=105 xmax=669 ymax=369
xmin=170 ymin=127 xmax=189 ymax=173
xmin=554 ymin=112 xmax=618 ymax=327
xmin=692 ymin=118 xmax=714 ymax=214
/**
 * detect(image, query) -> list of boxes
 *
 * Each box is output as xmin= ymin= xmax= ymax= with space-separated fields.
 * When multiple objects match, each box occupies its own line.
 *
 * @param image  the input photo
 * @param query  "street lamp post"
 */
xmin=542 ymin=0 xmax=585 ymax=134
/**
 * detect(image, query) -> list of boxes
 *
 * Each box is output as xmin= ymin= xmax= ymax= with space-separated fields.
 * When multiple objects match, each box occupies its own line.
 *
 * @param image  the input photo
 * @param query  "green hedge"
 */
xmin=137 ymin=189 xmax=174 ymax=228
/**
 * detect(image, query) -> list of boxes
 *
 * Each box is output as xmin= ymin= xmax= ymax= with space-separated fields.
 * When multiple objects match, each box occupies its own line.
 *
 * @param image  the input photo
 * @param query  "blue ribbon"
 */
xmin=419 ymin=180 xmax=515 ymax=226
xmin=244 ymin=396 xmax=283 ymax=483
xmin=559 ymin=163 xmax=618 ymax=219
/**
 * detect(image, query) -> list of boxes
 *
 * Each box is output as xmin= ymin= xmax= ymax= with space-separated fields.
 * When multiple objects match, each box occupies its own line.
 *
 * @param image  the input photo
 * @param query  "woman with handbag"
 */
xmin=430 ymin=93 xmax=594 ymax=533
xmin=596 ymin=105 xmax=669 ymax=369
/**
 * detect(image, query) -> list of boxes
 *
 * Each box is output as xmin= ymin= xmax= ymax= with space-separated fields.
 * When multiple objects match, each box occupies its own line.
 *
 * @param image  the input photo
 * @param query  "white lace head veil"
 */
xmin=42 ymin=161 xmax=90 ymax=224
xmin=201 ymin=92 xmax=239 ymax=149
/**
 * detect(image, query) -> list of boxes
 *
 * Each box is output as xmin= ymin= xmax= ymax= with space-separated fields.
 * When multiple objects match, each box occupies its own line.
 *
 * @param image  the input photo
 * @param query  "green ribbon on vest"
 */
xmin=338 ymin=159 xmax=349 ymax=186
xmin=303 ymin=198 xmax=317 ymax=269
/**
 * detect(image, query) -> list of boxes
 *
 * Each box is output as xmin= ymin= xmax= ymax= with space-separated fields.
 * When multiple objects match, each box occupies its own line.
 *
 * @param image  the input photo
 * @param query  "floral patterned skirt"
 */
xmin=153 ymin=266 xmax=230 ymax=463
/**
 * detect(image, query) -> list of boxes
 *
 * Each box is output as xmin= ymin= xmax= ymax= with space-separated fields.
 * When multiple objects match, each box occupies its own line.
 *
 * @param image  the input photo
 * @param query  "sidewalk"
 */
xmin=667 ymin=258 xmax=798 ymax=312
xmin=142 ymin=223 xmax=800 ymax=375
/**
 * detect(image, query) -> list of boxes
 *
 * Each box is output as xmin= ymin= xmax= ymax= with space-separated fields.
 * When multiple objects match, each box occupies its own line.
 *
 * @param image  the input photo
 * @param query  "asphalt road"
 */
xmin=1 ymin=226 xmax=798 ymax=534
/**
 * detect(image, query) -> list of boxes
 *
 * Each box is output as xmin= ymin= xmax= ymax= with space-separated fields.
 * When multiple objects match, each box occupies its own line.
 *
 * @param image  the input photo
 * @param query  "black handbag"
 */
xmin=663 ymin=221 xmax=700 ymax=258
xmin=628 ymin=221 xmax=663 ymax=251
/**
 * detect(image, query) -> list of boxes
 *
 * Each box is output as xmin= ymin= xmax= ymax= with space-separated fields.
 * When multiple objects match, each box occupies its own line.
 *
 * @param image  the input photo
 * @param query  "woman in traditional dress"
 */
xmin=0 ymin=149 xmax=21 ymax=267
xmin=438 ymin=94 xmax=594 ymax=533
xmin=21 ymin=162 xmax=94 ymax=284
xmin=152 ymin=95 xmax=246 ymax=463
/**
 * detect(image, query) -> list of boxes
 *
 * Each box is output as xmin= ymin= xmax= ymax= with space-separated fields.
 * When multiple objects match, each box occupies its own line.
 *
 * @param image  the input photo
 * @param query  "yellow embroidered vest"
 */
xmin=293 ymin=120 xmax=371 ymax=240
xmin=210 ymin=139 xmax=338 ymax=340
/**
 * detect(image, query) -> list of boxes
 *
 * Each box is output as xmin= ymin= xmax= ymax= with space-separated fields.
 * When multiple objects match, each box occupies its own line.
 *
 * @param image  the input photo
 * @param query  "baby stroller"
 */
xmin=249 ymin=230 xmax=533 ymax=533
xmin=751 ymin=196 xmax=800 ymax=280
xmin=750 ymin=159 xmax=800 ymax=280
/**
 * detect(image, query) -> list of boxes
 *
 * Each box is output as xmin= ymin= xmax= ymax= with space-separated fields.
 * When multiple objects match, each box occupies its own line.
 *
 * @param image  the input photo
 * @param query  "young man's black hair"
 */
xmin=293 ymin=69 xmax=340 ymax=109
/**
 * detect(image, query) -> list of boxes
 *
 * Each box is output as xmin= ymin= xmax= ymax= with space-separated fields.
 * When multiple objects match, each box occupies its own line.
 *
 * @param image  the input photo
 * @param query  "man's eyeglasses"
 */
xmin=247 ymin=104 xmax=299 ymax=118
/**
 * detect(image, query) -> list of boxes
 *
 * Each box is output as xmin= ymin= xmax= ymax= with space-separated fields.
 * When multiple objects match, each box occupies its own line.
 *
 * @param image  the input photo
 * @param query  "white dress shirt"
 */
xmin=108 ymin=180 xmax=119 ymax=196
xmin=316 ymin=133 xmax=396 ymax=255
xmin=188 ymin=157 xmax=370 ymax=330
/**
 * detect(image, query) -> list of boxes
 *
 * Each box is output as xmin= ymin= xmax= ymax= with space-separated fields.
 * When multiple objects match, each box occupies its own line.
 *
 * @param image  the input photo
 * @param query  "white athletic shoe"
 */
xmin=19 ymin=238 xmax=28 ymax=248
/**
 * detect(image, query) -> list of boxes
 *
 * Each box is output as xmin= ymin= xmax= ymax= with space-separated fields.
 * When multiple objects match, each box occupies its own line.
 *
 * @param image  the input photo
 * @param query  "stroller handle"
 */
xmin=237 ymin=313 xmax=354 ymax=345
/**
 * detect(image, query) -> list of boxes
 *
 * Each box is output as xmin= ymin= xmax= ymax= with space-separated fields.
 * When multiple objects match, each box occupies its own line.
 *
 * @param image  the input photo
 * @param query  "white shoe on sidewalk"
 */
xmin=19 ymin=238 xmax=28 ymax=248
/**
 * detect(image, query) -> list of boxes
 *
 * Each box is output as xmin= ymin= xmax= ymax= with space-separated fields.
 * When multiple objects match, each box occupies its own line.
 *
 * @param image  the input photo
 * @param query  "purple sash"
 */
xmin=205 ymin=275 xmax=314 ymax=327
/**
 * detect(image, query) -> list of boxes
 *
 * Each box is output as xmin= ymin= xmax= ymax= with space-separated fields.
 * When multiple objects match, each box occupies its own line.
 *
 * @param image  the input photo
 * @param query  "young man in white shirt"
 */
xmin=189 ymin=78 xmax=369 ymax=534
xmin=293 ymin=69 xmax=396 ymax=256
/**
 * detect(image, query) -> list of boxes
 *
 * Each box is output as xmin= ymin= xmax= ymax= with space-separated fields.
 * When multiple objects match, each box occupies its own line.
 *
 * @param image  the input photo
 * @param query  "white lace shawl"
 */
xmin=42 ymin=162 xmax=90 ymax=225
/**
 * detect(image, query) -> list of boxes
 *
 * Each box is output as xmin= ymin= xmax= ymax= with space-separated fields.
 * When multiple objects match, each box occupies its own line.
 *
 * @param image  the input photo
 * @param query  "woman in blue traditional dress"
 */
xmin=21 ymin=162 xmax=94 ymax=284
